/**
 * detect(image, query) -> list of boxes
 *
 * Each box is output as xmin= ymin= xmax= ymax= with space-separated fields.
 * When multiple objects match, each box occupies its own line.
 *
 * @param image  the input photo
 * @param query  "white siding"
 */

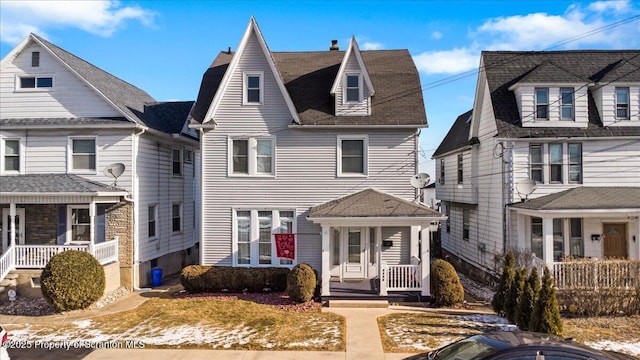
xmin=0 ymin=42 xmax=121 ymax=119
xmin=597 ymin=85 xmax=640 ymax=126
xmin=435 ymin=150 xmax=473 ymax=203
xmin=335 ymin=52 xmax=371 ymax=116
xmin=517 ymin=86 xmax=589 ymax=128
xmin=380 ymin=227 xmax=410 ymax=265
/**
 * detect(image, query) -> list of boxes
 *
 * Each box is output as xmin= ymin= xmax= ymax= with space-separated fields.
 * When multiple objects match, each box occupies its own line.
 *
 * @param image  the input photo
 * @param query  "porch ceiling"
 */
xmin=508 ymin=186 xmax=640 ymax=213
xmin=308 ymin=188 xmax=444 ymax=225
xmin=0 ymin=174 xmax=127 ymax=197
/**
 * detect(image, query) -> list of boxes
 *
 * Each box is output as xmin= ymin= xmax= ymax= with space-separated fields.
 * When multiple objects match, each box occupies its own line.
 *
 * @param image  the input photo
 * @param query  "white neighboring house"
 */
xmin=189 ymin=18 xmax=444 ymax=299
xmin=433 ymin=50 xmax=640 ymax=279
xmin=0 ymin=33 xmax=200 ymax=291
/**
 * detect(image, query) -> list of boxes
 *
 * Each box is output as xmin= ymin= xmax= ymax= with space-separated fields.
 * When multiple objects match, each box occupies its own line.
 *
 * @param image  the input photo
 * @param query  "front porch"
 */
xmin=307 ymin=188 xmax=445 ymax=299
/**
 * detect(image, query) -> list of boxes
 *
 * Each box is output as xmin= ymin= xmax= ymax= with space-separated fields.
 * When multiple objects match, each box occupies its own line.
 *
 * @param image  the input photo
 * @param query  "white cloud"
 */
xmin=0 ymin=0 xmax=154 ymax=44
xmin=413 ymin=48 xmax=478 ymax=75
xmin=361 ymin=41 xmax=383 ymax=50
xmin=431 ymin=31 xmax=443 ymax=40
xmin=587 ymin=0 xmax=630 ymax=13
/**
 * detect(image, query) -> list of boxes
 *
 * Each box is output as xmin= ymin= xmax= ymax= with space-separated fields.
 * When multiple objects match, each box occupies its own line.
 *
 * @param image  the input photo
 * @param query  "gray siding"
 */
xmin=380 ymin=227 xmax=410 ymax=265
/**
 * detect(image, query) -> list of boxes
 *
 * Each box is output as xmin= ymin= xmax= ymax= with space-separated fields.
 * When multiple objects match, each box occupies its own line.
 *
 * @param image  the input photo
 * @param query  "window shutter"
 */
xmin=95 ymin=205 xmax=107 ymax=243
xmin=57 ymin=206 xmax=67 ymax=245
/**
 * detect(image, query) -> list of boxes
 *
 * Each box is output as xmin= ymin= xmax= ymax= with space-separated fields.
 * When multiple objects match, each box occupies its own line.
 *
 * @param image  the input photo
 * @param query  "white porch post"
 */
xmin=9 ymin=203 xmax=16 ymax=247
xmin=636 ymin=216 xmax=640 ymax=260
xmin=516 ymin=213 xmax=526 ymax=251
xmin=542 ymin=217 xmax=554 ymax=269
xmin=377 ymin=226 xmax=386 ymax=295
xmin=420 ymin=226 xmax=431 ymax=296
xmin=410 ymin=226 xmax=420 ymax=259
xmin=89 ymin=200 xmax=96 ymax=255
xmin=321 ymin=225 xmax=331 ymax=296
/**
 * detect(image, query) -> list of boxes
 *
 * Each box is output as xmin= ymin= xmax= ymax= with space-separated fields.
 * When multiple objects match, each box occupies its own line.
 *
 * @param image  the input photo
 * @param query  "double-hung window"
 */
xmin=338 ymin=135 xmax=367 ymax=176
xmin=236 ymin=211 xmax=251 ymax=265
xmin=535 ymin=88 xmax=549 ymax=120
xmin=148 ymin=205 xmax=157 ymax=239
xmin=529 ymin=144 xmax=543 ymax=183
xmin=345 ymin=74 xmax=361 ymax=103
xmin=69 ymin=137 xmax=96 ymax=173
xmin=258 ymin=211 xmax=272 ymax=265
xmin=615 ymin=87 xmax=629 ymax=120
xmin=3 ymin=139 xmax=20 ymax=172
xmin=234 ymin=209 xmax=296 ymax=266
xmin=230 ymin=137 xmax=274 ymax=176
xmin=457 ymin=154 xmax=463 ymax=184
xmin=462 ymin=209 xmax=470 ymax=241
xmin=172 ymin=148 xmax=183 ymax=176
xmin=243 ymin=72 xmax=263 ymax=105
xmin=568 ymin=143 xmax=582 ymax=184
xmin=560 ymin=88 xmax=574 ymax=120
xmin=172 ymin=203 xmax=182 ymax=233
xmin=553 ymin=218 xmax=564 ymax=261
xmin=569 ymin=218 xmax=583 ymax=257
xmin=549 ymin=143 xmax=563 ymax=183
xmin=530 ymin=217 xmax=543 ymax=259
xmin=70 ymin=206 xmax=90 ymax=242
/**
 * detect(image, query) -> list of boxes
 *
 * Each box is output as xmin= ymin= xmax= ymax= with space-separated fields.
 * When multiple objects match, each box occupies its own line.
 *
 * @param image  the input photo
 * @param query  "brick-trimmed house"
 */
xmin=0 ymin=34 xmax=200 ymax=293
xmin=189 ymin=18 xmax=444 ymax=300
xmin=433 ymin=50 xmax=640 ymax=287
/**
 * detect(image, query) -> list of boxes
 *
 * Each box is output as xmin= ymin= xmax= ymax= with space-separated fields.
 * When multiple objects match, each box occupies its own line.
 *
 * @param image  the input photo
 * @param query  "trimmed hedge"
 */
xmin=431 ymin=259 xmax=464 ymax=307
xmin=286 ymin=263 xmax=316 ymax=303
xmin=41 ymin=250 xmax=105 ymax=311
xmin=180 ymin=265 xmax=290 ymax=293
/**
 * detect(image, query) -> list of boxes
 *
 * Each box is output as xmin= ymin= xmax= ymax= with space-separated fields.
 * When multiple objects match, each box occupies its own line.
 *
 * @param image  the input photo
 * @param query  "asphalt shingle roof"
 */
xmin=433 ymin=109 xmax=472 ymax=157
xmin=143 ymin=101 xmax=195 ymax=134
xmin=509 ymin=186 xmax=640 ymax=210
xmin=308 ymin=188 xmax=442 ymax=218
xmin=0 ymin=174 xmax=126 ymax=194
xmin=0 ymin=117 xmax=132 ymax=127
xmin=190 ymin=50 xmax=427 ymax=127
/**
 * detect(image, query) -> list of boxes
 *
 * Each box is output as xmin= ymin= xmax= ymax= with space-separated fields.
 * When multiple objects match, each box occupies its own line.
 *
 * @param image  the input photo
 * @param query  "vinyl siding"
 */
xmin=0 ymin=42 xmax=121 ymax=119
xmin=596 ymin=85 xmax=640 ymax=126
xmin=518 ymin=86 xmax=589 ymax=127
xmin=380 ymin=227 xmax=410 ymax=265
xmin=335 ymin=52 xmax=371 ymax=116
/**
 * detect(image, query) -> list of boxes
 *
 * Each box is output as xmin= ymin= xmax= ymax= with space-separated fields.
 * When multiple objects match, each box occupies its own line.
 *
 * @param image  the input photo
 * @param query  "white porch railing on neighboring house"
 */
xmin=0 ymin=238 xmax=119 ymax=282
xmin=380 ymin=263 xmax=422 ymax=295
xmin=553 ymin=259 xmax=640 ymax=290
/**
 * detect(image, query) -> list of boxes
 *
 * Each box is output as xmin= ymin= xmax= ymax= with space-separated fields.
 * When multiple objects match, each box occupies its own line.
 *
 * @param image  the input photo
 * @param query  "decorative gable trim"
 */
xmin=330 ymin=36 xmax=375 ymax=97
xmin=202 ymin=17 xmax=300 ymax=125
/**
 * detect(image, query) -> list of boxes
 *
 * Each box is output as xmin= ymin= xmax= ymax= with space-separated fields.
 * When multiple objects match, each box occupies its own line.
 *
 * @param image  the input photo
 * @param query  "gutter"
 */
xmin=288 ymin=124 xmax=428 ymax=129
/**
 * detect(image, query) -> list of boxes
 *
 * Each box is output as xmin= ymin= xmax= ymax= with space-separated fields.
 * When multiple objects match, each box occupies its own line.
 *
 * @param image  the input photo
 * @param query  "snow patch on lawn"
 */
xmin=455 ymin=314 xmax=517 ymax=332
xmin=457 ymin=271 xmax=494 ymax=302
xmin=585 ymin=340 xmax=640 ymax=356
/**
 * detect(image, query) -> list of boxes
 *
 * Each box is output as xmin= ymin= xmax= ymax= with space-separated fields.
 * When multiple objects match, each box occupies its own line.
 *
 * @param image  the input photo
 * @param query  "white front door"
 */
xmin=343 ymin=227 xmax=366 ymax=279
xmin=2 ymin=208 xmax=26 ymax=251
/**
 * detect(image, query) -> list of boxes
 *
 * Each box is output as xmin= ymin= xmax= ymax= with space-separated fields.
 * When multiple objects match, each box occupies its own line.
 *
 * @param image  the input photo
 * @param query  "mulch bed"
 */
xmin=173 ymin=291 xmax=322 ymax=312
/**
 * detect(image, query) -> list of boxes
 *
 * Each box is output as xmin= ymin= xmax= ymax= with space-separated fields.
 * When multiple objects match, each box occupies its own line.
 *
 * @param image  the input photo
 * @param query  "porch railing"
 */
xmin=381 ymin=263 xmax=422 ymax=293
xmin=552 ymin=259 xmax=640 ymax=290
xmin=0 ymin=238 xmax=119 ymax=282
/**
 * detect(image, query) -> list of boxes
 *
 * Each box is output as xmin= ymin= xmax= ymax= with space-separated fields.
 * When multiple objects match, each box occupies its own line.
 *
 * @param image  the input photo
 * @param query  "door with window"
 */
xmin=2 ymin=208 xmax=25 ymax=251
xmin=68 ymin=206 xmax=90 ymax=243
xmin=343 ymin=228 xmax=365 ymax=279
xmin=603 ymin=223 xmax=627 ymax=259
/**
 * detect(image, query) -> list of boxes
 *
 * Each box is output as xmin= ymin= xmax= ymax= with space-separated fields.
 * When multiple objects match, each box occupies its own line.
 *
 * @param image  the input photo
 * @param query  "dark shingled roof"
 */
xmin=433 ymin=109 xmax=473 ymax=157
xmin=0 ymin=174 xmax=127 ymax=194
xmin=435 ymin=51 xmax=640 ymax=156
xmin=190 ymin=50 xmax=427 ymax=127
xmin=308 ymin=188 xmax=442 ymax=218
xmin=509 ymin=186 xmax=640 ymax=210
xmin=142 ymin=101 xmax=195 ymax=134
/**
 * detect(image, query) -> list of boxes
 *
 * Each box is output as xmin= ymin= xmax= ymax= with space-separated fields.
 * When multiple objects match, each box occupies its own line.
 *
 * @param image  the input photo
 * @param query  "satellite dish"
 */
xmin=103 ymin=163 xmax=125 ymax=186
xmin=516 ymin=178 xmax=537 ymax=201
xmin=410 ymin=173 xmax=430 ymax=189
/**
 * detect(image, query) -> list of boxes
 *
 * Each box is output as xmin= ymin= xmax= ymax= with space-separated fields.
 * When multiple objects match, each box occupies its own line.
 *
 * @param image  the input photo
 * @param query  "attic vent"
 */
xmin=330 ymin=40 xmax=339 ymax=51
xmin=32 ymin=51 xmax=40 ymax=67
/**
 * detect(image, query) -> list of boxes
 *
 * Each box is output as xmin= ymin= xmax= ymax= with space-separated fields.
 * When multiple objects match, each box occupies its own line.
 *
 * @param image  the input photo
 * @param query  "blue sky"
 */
xmin=1 ymin=0 xmax=639 ymax=178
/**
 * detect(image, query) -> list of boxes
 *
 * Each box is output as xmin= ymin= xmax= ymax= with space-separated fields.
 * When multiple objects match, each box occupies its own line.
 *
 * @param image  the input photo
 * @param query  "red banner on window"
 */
xmin=274 ymin=233 xmax=295 ymax=260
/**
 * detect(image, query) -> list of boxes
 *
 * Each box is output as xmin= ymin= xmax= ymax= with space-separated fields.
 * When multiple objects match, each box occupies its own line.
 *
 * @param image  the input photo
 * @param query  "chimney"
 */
xmin=329 ymin=40 xmax=339 ymax=51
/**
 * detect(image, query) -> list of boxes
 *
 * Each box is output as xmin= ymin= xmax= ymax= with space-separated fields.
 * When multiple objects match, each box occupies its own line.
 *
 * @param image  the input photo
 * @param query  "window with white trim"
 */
xmin=243 ymin=72 xmax=263 ymax=105
xmin=69 ymin=137 xmax=96 ymax=173
xmin=615 ymin=87 xmax=630 ymax=120
xmin=560 ymin=87 xmax=574 ymax=120
xmin=233 ymin=209 xmax=296 ymax=267
xmin=148 ymin=205 xmax=157 ymax=239
xmin=172 ymin=202 xmax=182 ymax=233
xmin=457 ymin=154 xmax=463 ymax=184
xmin=345 ymin=74 xmax=362 ymax=103
xmin=439 ymin=158 xmax=445 ymax=184
xmin=535 ymin=88 xmax=549 ymax=120
xmin=462 ymin=209 xmax=470 ymax=241
xmin=530 ymin=217 xmax=543 ymax=259
xmin=32 ymin=51 xmax=40 ymax=67
xmin=549 ymin=143 xmax=563 ymax=183
xmin=230 ymin=137 xmax=274 ymax=176
xmin=3 ymin=139 xmax=21 ymax=173
xmin=17 ymin=75 xmax=53 ymax=90
xmin=553 ymin=218 xmax=564 ymax=261
xmin=529 ymin=144 xmax=543 ymax=183
xmin=568 ymin=143 xmax=582 ymax=184
xmin=172 ymin=148 xmax=183 ymax=176
xmin=569 ymin=218 xmax=583 ymax=258
xmin=337 ymin=135 xmax=367 ymax=176
xmin=69 ymin=206 xmax=90 ymax=242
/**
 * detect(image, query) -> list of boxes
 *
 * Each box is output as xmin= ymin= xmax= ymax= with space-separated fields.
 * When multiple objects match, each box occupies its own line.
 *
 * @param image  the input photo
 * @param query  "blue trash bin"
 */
xmin=151 ymin=268 xmax=162 ymax=287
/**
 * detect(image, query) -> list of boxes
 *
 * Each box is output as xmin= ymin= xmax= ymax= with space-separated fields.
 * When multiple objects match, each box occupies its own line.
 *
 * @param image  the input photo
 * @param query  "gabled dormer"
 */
xmin=508 ymin=62 xmax=590 ymax=128
xmin=330 ymin=37 xmax=375 ymax=116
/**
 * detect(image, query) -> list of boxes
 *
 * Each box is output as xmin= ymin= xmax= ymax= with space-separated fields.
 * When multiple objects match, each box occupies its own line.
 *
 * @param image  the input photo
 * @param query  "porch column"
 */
xmin=420 ymin=226 xmax=431 ymax=296
xmin=321 ymin=225 xmax=331 ymax=296
xmin=410 ymin=226 xmax=420 ymax=259
xmin=542 ymin=217 xmax=554 ymax=269
xmin=377 ymin=226 xmax=386 ymax=296
xmin=516 ymin=213 xmax=526 ymax=250
xmin=9 ymin=203 xmax=16 ymax=247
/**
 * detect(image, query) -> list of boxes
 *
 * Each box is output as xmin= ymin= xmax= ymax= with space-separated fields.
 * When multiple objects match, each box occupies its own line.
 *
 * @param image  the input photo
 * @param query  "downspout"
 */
xmin=132 ymin=127 xmax=150 ymax=291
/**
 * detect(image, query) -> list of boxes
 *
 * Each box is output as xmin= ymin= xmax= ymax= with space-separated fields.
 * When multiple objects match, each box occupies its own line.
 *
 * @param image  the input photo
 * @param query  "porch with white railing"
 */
xmin=380 ymin=263 xmax=422 ymax=295
xmin=0 ymin=237 xmax=119 ymax=281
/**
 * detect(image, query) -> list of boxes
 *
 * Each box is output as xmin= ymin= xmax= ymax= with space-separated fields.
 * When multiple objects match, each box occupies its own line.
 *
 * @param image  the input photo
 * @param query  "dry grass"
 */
xmin=6 ymin=296 xmax=345 ymax=351
xmin=563 ymin=315 xmax=640 ymax=344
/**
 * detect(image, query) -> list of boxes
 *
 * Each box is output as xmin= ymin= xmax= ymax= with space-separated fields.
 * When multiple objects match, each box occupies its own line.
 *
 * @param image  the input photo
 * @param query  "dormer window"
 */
xmin=615 ymin=87 xmax=629 ymax=120
xmin=345 ymin=74 xmax=361 ymax=103
xmin=560 ymin=88 xmax=574 ymax=120
xmin=535 ymin=88 xmax=549 ymax=120
xmin=243 ymin=72 xmax=263 ymax=105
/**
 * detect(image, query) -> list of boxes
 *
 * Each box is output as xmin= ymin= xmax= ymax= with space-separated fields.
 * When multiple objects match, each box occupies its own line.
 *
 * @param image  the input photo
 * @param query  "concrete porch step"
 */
xmin=327 ymin=299 xmax=389 ymax=308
